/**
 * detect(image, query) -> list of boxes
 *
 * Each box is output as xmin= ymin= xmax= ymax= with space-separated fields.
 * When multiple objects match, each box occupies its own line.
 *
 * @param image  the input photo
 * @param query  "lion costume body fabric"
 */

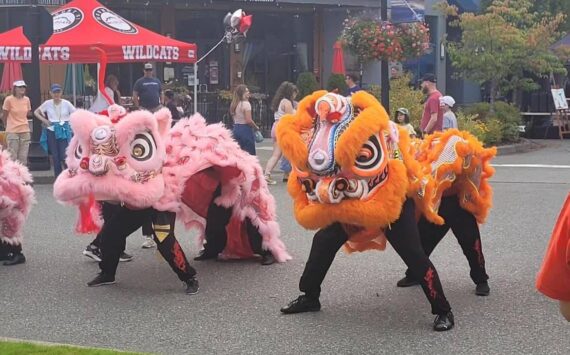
xmin=0 ymin=149 xmax=35 ymax=246
xmin=53 ymin=107 xmax=291 ymax=264
xmin=276 ymin=91 xmax=495 ymax=328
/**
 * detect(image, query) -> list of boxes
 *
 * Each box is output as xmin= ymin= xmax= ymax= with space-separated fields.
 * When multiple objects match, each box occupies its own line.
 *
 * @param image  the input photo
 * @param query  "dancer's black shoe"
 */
xmin=261 ymin=252 xmax=275 ymax=266
xmin=433 ymin=311 xmax=455 ymax=331
xmin=3 ymin=253 xmax=25 ymax=266
xmin=475 ymin=282 xmax=490 ymax=296
xmin=280 ymin=295 xmax=321 ymax=314
xmin=87 ymin=273 xmax=116 ymax=287
xmin=396 ymin=276 xmax=419 ymax=287
xmin=184 ymin=277 xmax=199 ymax=295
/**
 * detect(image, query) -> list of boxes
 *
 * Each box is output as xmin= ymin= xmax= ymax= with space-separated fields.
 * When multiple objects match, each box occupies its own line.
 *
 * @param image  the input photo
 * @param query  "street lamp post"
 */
xmin=380 ymin=0 xmax=390 ymax=114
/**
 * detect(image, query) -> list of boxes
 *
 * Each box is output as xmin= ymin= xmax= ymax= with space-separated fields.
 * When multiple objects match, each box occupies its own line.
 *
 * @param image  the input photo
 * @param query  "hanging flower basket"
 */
xmin=398 ymin=22 xmax=431 ymax=60
xmin=341 ymin=17 xmax=430 ymax=62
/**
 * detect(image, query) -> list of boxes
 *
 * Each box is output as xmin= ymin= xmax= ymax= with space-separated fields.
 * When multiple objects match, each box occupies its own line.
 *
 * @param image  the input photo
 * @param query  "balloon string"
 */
xmin=197 ymin=35 xmax=226 ymax=64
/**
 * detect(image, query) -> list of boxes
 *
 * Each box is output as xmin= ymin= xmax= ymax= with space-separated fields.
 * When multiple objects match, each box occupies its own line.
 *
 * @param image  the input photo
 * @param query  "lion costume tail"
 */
xmin=414 ymin=129 xmax=496 ymax=225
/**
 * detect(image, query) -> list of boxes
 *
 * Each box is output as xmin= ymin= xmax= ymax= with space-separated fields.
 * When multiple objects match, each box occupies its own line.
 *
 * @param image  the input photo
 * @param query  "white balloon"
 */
xmin=230 ymin=9 xmax=243 ymax=28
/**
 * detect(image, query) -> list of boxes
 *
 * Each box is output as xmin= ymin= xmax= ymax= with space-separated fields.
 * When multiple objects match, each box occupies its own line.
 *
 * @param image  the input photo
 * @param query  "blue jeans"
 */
xmin=232 ymin=124 xmax=256 ymax=156
xmin=46 ymin=130 xmax=69 ymax=177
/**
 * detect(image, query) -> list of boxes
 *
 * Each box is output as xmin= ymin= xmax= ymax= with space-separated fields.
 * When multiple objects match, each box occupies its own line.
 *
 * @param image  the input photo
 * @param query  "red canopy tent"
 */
xmin=0 ymin=0 xmax=197 ymax=64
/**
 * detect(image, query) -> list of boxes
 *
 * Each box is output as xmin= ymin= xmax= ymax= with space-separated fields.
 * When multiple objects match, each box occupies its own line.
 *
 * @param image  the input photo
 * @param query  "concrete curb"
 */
xmin=495 ymin=138 xmax=543 ymax=156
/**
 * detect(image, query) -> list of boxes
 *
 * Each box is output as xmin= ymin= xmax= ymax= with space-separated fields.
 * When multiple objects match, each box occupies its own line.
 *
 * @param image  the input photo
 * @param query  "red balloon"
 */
xmin=239 ymin=14 xmax=252 ymax=34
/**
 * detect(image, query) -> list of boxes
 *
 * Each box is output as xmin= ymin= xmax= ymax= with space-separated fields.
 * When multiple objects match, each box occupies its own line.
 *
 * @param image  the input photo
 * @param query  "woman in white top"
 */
xmin=34 ymin=83 xmax=76 ymax=177
xmin=230 ymin=85 xmax=259 ymax=155
xmin=89 ymin=75 xmax=121 ymax=114
xmin=263 ymin=81 xmax=298 ymax=184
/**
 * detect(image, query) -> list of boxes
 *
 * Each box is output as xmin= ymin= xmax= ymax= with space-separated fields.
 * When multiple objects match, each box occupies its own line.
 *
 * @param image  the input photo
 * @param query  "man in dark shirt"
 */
xmin=133 ymin=63 xmax=163 ymax=112
xmin=344 ymin=73 xmax=361 ymax=96
xmin=419 ymin=73 xmax=443 ymax=135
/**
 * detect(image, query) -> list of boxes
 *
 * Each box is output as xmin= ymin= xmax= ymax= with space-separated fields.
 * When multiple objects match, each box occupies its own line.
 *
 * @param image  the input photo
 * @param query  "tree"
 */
xmin=484 ymin=0 xmax=570 ymax=33
xmin=296 ymin=72 xmax=319 ymax=100
xmin=442 ymin=0 xmax=567 ymax=109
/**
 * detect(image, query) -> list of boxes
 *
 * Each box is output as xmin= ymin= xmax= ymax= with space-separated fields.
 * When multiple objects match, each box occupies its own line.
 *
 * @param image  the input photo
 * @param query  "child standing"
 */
xmin=394 ymin=108 xmax=417 ymax=138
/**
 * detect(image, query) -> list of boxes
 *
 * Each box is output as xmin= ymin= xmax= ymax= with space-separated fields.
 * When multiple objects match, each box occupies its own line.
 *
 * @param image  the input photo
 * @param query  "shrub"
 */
xmin=366 ymin=72 xmax=424 ymax=131
xmin=456 ymin=110 xmax=503 ymax=146
xmin=464 ymin=101 xmax=521 ymax=143
xmin=296 ymin=72 xmax=319 ymax=99
xmin=389 ymin=73 xmax=424 ymax=130
xmin=457 ymin=111 xmax=487 ymax=143
xmin=327 ymin=74 xmax=348 ymax=94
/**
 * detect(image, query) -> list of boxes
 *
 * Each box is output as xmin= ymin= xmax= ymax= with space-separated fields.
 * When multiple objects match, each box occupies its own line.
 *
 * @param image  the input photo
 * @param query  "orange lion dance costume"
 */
xmin=277 ymin=90 xmax=495 ymax=331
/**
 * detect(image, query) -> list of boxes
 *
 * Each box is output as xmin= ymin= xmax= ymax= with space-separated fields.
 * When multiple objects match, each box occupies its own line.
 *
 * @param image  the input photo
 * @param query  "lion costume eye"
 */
xmin=352 ymin=134 xmax=387 ymax=177
xmin=130 ymin=132 xmax=156 ymax=161
xmin=74 ymin=144 xmax=83 ymax=160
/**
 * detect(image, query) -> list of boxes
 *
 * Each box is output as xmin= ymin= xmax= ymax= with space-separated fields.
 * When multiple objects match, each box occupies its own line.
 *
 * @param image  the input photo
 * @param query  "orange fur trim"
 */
xmin=397 ymin=126 xmax=445 ymax=225
xmin=416 ymin=129 xmax=496 ymax=224
xmin=276 ymin=90 xmax=327 ymax=171
xmin=288 ymin=159 xmax=409 ymax=230
xmin=342 ymin=224 xmax=387 ymax=253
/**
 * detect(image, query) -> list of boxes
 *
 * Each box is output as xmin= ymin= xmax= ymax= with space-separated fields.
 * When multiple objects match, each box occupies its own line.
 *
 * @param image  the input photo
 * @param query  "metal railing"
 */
xmin=38 ymin=91 xmax=275 ymax=136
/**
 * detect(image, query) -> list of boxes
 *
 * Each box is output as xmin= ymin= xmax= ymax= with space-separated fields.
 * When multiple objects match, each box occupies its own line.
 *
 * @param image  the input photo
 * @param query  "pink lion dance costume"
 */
xmin=53 ymin=106 xmax=290 ymax=291
xmin=0 ymin=149 xmax=35 ymax=263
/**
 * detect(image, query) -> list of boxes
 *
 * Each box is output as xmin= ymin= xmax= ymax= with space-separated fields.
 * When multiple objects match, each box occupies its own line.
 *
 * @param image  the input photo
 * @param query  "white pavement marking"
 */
xmin=492 ymin=164 xmax=570 ymax=169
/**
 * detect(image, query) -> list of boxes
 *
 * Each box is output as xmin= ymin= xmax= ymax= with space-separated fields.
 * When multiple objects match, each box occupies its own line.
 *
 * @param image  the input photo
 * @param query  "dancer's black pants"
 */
xmin=201 ymin=184 xmax=267 ymax=257
xmin=405 ymin=196 xmax=489 ymax=285
xmin=91 ymin=202 xmax=153 ymax=248
xmin=98 ymin=206 xmax=196 ymax=281
xmin=298 ymin=199 xmax=451 ymax=315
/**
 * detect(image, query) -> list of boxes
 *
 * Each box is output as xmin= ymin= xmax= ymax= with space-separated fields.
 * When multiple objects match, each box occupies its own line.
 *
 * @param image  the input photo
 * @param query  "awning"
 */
xmin=0 ymin=0 xmax=197 ymax=64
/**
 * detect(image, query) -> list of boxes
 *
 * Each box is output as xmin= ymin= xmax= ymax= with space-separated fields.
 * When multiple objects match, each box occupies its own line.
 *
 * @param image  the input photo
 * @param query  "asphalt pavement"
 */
xmin=1 ymin=140 xmax=569 ymax=354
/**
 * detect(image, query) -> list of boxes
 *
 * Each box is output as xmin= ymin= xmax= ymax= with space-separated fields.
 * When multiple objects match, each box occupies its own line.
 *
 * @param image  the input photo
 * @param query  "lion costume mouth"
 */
xmin=301 ymin=165 xmax=389 ymax=204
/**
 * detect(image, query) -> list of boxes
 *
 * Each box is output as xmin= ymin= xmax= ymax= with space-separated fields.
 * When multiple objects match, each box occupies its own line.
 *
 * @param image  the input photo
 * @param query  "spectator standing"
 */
xmin=344 ymin=73 xmax=361 ymax=96
xmin=164 ymin=90 xmax=181 ymax=126
xmin=133 ymin=63 xmax=162 ymax=112
xmin=230 ymin=85 xmax=259 ymax=156
xmin=89 ymin=75 xmax=122 ymax=113
xmin=1 ymin=80 xmax=31 ymax=165
xmin=419 ymin=73 xmax=443 ymax=135
xmin=393 ymin=107 xmax=417 ymax=138
xmin=440 ymin=96 xmax=458 ymax=130
xmin=34 ymin=84 xmax=76 ymax=177
xmin=264 ymin=81 xmax=298 ymax=185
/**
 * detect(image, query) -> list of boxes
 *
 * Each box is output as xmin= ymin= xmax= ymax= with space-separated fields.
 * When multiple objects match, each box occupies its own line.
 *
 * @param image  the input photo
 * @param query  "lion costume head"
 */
xmin=276 ymin=91 xmax=422 ymax=233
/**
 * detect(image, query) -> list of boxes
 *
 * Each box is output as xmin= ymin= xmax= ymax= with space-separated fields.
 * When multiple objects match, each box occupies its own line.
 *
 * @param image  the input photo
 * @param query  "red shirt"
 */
xmin=420 ymin=90 xmax=443 ymax=133
xmin=536 ymin=193 xmax=570 ymax=301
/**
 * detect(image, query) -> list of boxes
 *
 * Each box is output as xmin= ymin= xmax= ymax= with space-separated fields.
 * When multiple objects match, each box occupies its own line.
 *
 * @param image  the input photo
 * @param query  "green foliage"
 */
xmin=218 ymin=89 xmax=233 ymax=101
xmin=443 ymin=0 xmax=567 ymax=107
xmin=456 ymin=111 xmax=488 ymax=143
xmin=388 ymin=73 xmax=425 ymax=130
xmin=366 ymin=73 xmax=424 ymax=130
xmin=464 ymin=101 xmax=521 ymax=142
xmin=0 ymin=340 xmax=144 ymax=355
xmin=326 ymin=74 xmax=348 ymax=94
xmin=456 ymin=111 xmax=503 ymax=146
xmin=367 ymin=84 xmax=381 ymax=101
xmin=296 ymin=72 xmax=319 ymax=99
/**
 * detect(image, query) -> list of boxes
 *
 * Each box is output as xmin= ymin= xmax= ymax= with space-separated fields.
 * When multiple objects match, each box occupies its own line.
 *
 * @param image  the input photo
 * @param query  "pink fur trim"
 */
xmin=154 ymin=114 xmax=292 ymax=262
xmin=0 ymin=149 xmax=36 ymax=245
